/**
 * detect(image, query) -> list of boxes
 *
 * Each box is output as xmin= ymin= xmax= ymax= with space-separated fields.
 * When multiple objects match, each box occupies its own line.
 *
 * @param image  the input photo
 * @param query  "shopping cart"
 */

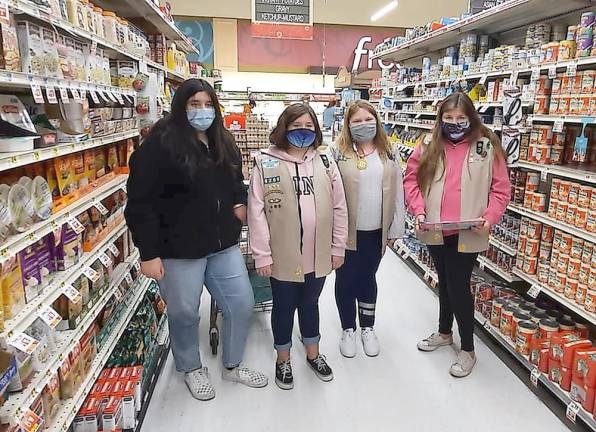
xmin=209 ymin=226 xmax=273 ymax=355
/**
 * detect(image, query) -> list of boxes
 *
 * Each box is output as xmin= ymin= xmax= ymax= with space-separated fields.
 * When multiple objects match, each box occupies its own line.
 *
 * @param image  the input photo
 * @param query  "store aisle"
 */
xmin=142 ymin=251 xmax=568 ymax=432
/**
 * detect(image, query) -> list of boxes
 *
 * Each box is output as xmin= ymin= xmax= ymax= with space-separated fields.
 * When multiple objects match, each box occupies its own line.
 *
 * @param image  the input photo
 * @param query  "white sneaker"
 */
xmin=361 ymin=327 xmax=380 ymax=357
xmin=417 ymin=332 xmax=453 ymax=352
xmin=450 ymin=351 xmax=477 ymax=378
xmin=185 ymin=368 xmax=215 ymax=401
xmin=222 ymin=365 xmax=268 ymax=388
xmin=340 ymin=329 xmax=357 ymax=358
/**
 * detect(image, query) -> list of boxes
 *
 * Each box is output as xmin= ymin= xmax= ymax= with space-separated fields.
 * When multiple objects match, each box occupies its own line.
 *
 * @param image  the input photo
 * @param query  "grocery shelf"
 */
xmin=530 ymin=115 xmax=596 ymax=124
xmin=144 ymin=60 xmax=187 ymax=83
xmin=489 ymin=236 xmax=517 ymax=256
xmin=507 ymin=204 xmax=596 ymax=244
xmin=399 ymin=110 xmax=437 ymax=116
xmin=46 ymin=276 xmax=152 ymax=432
xmin=0 ymin=174 xmax=128 ymax=258
xmin=477 ymin=255 xmax=519 ymax=283
xmin=0 ymin=131 xmax=139 ymax=171
xmin=385 ymin=120 xmax=434 ymax=130
xmin=371 ymin=0 xmax=592 ymax=62
xmin=512 ymin=268 xmax=596 ymax=325
xmin=516 ymin=161 xmax=596 ymax=184
xmin=0 ymin=221 xmax=128 ymax=343
xmin=1 ymin=250 xmax=140 ymax=426
xmin=392 ymin=240 xmax=438 ymax=284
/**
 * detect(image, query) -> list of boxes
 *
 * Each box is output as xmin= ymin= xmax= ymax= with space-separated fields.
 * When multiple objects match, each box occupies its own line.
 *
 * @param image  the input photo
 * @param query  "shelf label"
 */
xmin=483 ymin=320 xmax=491 ymax=331
xmin=527 ymin=284 xmax=541 ymax=299
xmin=540 ymin=170 xmax=548 ymax=182
xmin=62 ymin=284 xmax=82 ymax=303
xmin=479 ymin=75 xmax=488 ymax=85
xmin=38 ymin=306 xmax=61 ymax=329
xmin=19 ymin=409 xmax=43 ymax=432
xmin=548 ymin=65 xmax=557 ymax=79
xmin=31 ymin=83 xmax=45 ymax=104
xmin=530 ymin=367 xmax=541 ymax=387
xmin=8 ymin=333 xmax=39 ymax=355
xmin=124 ymin=272 xmax=133 ymax=286
xmin=45 ymin=86 xmax=58 ymax=104
xmin=479 ymin=261 xmax=486 ymax=271
xmin=82 ymin=267 xmax=100 ymax=284
xmin=89 ymin=89 xmax=100 ymax=104
xmin=59 ymin=87 xmax=70 ymax=104
xmin=530 ymin=67 xmax=541 ymax=82
xmin=134 ymin=261 xmax=141 ymax=272
xmin=66 ymin=217 xmax=85 ymax=234
xmin=108 ymin=243 xmax=120 ymax=257
xmin=94 ymin=202 xmax=109 ymax=215
xmin=553 ymin=119 xmax=564 ymax=133
xmin=510 ymin=70 xmax=519 ymax=85
xmin=70 ymin=87 xmax=80 ymax=101
xmin=98 ymin=252 xmax=112 ymax=268
xmin=79 ymin=89 xmax=86 ymax=103
xmin=114 ymin=286 xmax=123 ymax=301
xmin=566 ymin=401 xmax=581 ymax=423
xmin=566 ymin=63 xmax=578 ymax=77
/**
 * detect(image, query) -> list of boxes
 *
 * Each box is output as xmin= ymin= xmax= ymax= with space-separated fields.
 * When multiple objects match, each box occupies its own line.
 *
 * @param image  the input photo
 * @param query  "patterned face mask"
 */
xmin=287 ymin=128 xmax=316 ymax=148
xmin=441 ymin=119 xmax=470 ymax=143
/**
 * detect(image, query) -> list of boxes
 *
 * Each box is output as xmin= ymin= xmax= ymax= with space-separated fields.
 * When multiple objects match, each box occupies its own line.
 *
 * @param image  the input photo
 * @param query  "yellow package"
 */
xmin=83 ymin=149 xmax=96 ymax=182
xmin=1 ymin=255 xmax=25 ymax=321
xmin=45 ymin=160 xmax=59 ymax=200
xmin=53 ymin=155 xmax=77 ymax=197
xmin=105 ymin=145 xmax=118 ymax=174
xmin=72 ymin=152 xmax=85 ymax=187
xmin=95 ymin=148 xmax=107 ymax=178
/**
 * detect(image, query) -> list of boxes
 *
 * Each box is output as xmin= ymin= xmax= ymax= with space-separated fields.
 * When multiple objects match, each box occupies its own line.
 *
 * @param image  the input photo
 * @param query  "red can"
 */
xmin=549 ymin=146 xmax=565 ymax=165
xmin=526 ymin=172 xmax=540 ymax=191
xmin=579 ymin=263 xmax=591 ymax=284
xmin=568 ymin=183 xmax=580 ymax=205
xmin=578 ymin=186 xmax=592 ymax=208
xmin=541 ymin=225 xmax=555 ymax=243
xmin=566 ymin=205 xmax=578 ymax=225
xmin=576 ymin=284 xmax=588 ymax=306
xmin=551 ymin=179 xmax=561 ymax=200
xmin=527 ymin=221 xmax=542 ymax=240
xmin=559 ymin=181 xmax=571 ymax=201
xmin=548 ymin=199 xmax=559 ymax=218
xmin=568 ymin=258 xmax=582 ymax=279
xmin=523 ymin=256 xmax=538 ymax=274
xmin=571 ymin=238 xmax=584 ymax=259
xmin=526 ymin=239 xmax=540 ymax=257
xmin=576 ymin=208 xmax=588 ymax=229
xmin=556 ymin=202 xmax=569 ymax=221
xmin=557 ymin=253 xmax=571 ymax=273
xmin=582 ymin=243 xmax=593 ymax=264
xmin=560 ymin=233 xmax=573 ymax=253
xmin=555 ymin=272 xmax=567 ymax=294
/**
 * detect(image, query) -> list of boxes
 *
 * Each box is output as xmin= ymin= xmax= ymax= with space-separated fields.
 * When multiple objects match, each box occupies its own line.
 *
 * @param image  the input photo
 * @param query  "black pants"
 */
xmin=427 ymin=235 xmax=478 ymax=352
xmin=335 ymin=230 xmax=383 ymax=330
xmin=271 ymin=273 xmax=325 ymax=351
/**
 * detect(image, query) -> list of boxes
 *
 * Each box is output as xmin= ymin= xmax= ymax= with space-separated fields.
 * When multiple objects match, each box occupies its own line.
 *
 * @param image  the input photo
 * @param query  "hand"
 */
xmin=233 ymin=205 xmax=247 ymax=225
xmin=332 ymin=255 xmax=345 ymax=270
xmin=256 ymin=265 xmax=273 ymax=277
xmin=472 ymin=218 xmax=490 ymax=235
xmin=141 ymin=257 xmax=165 ymax=281
xmin=414 ymin=214 xmax=426 ymax=236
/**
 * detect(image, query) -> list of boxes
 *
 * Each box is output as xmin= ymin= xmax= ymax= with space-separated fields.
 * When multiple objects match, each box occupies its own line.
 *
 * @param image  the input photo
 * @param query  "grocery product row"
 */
xmin=225 ymin=113 xmax=272 ymax=179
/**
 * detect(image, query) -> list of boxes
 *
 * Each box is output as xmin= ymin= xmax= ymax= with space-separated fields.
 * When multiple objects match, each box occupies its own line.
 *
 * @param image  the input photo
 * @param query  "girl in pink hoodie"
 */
xmin=248 ymin=104 xmax=348 ymax=390
xmin=403 ymin=92 xmax=510 ymax=378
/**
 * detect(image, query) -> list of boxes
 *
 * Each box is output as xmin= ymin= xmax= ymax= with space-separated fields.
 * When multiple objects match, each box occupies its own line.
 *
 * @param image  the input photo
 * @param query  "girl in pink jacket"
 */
xmin=248 ymin=104 xmax=348 ymax=390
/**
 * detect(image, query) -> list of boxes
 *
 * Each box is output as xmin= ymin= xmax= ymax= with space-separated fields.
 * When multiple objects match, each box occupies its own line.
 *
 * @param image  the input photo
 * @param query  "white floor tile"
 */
xmin=141 ymin=251 xmax=569 ymax=432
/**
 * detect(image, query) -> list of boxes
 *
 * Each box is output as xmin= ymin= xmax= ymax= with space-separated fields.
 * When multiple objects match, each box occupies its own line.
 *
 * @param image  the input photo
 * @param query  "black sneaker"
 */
xmin=306 ymin=354 xmax=334 ymax=382
xmin=275 ymin=360 xmax=294 ymax=390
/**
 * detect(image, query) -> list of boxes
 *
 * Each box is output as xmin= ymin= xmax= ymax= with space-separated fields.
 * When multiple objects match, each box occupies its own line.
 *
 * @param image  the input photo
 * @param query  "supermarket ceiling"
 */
xmin=170 ymin=0 xmax=470 ymax=28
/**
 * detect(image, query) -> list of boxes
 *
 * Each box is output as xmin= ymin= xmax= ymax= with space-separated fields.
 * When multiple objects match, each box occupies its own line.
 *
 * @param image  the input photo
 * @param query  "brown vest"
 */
xmin=256 ymin=149 xmax=334 ymax=282
xmin=418 ymin=137 xmax=493 ymax=253
xmin=331 ymin=146 xmax=398 ymax=253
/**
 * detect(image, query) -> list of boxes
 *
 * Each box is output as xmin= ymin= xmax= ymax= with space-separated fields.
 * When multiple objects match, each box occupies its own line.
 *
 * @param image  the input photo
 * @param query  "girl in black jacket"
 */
xmin=125 ymin=79 xmax=267 ymax=401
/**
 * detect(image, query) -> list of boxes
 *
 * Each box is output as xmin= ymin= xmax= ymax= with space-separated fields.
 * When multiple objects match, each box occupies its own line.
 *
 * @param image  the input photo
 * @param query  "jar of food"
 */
xmin=538 ymin=318 xmax=559 ymax=339
xmin=576 ymin=283 xmax=588 ymax=306
xmin=558 ymin=316 xmax=576 ymax=335
xmin=564 ymin=278 xmax=579 ymax=300
xmin=500 ymin=305 xmax=516 ymax=338
xmin=103 ymin=11 xmax=118 ymax=44
xmin=491 ymin=298 xmax=506 ymax=327
xmin=93 ymin=7 xmax=105 ymax=39
xmin=516 ymin=321 xmax=538 ymax=356
xmin=119 ymin=19 xmax=130 ymax=49
xmin=585 ymin=289 xmax=596 ymax=313
xmin=512 ymin=312 xmax=531 ymax=342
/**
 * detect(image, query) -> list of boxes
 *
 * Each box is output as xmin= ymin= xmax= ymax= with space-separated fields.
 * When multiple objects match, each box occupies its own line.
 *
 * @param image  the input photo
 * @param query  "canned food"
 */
xmin=548 ymin=268 xmax=559 ymax=290
xmin=590 ymin=187 xmax=596 ymax=209
xmin=549 ymin=146 xmax=565 ymax=165
xmin=552 ymin=76 xmax=563 ymax=94
xmin=533 ymin=193 xmax=547 ymax=212
xmin=566 ymin=205 xmax=577 ymax=225
xmin=564 ymin=278 xmax=579 ymax=300
xmin=539 ymin=318 xmax=559 ymax=340
xmin=576 ymin=283 xmax=588 ymax=306
xmin=534 ymin=95 xmax=551 ymax=114
xmin=518 ymin=235 xmax=528 ymax=253
xmin=578 ymin=186 xmax=592 ymax=208
xmin=551 ymin=249 xmax=560 ymax=266
xmin=541 ymin=225 xmax=555 ymax=243
xmin=557 ymin=254 xmax=570 ymax=272
xmin=514 ymin=186 xmax=525 ymax=204
xmin=559 ymin=181 xmax=571 ymax=201
xmin=526 ymin=172 xmax=540 ymax=191
xmin=552 ymin=131 xmax=567 ymax=147
xmin=582 ymin=243 xmax=593 ymax=264
xmin=553 ymin=231 xmax=563 ymax=250
xmin=526 ymin=239 xmax=540 ymax=257
xmin=571 ymin=238 xmax=584 ymax=259
xmin=548 ymin=199 xmax=559 ymax=218
xmin=491 ymin=298 xmax=506 ymax=327
xmin=581 ymin=70 xmax=595 ymax=93
xmin=559 ymin=95 xmax=571 ymax=114
xmin=527 ymin=221 xmax=542 ymax=239
xmin=560 ymin=233 xmax=573 ymax=253
xmin=539 ymin=242 xmax=552 ymax=261
xmin=576 ymin=207 xmax=588 ymax=229
xmin=570 ymin=94 xmax=583 ymax=115
xmin=579 ymin=263 xmax=591 ymax=284
xmin=500 ymin=305 xmax=516 ymax=337
xmin=568 ymin=183 xmax=580 ymax=205
xmin=587 ymin=211 xmax=596 ymax=233
xmin=571 ymin=74 xmax=583 ymax=93
xmin=538 ymin=261 xmax=550 ymax=283
xmin=551 ymin=179 xmax=561 ymax=200
xmin=555 ymin=272 xmax=567 ymax=293
xmin=579 ymin=95 xmax=592 ymax=115
xmin=585 ymin=289 xmax=596 ymax=313
xmin=549 ymin=96 xmax=560 ymax=115
xmin=512 ymin=311 xmax=531 ymax=341
xmin=589 ymin=268 xmax=596 ymax=289
xmin=534 ymin=146 xmax=551 ymax=164
xmin=568 ymin=258 xmax=582 ymax=278
xmin=535 ymin=125 xmax=554 ymax=145
xmin=523 ymin=256 xmax=538 ymax=274
xmin=556 ymin=202 xmax=568 ymax=221
xmin=536 ymin=76 xmax=553 ymax=94
xmin=517 ymin=321 xmax=539 ymax=356
xmin=524 ymin=191 xmax=535 ymax=208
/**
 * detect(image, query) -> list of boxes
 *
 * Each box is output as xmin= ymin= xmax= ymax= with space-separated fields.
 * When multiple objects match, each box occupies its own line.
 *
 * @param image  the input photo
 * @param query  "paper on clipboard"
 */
xmin=419 ymin=219 xmax=485 ymax=231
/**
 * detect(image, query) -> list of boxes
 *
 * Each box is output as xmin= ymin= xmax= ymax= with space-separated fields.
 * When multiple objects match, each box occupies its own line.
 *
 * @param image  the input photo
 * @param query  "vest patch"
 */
xmin=320 ymin=154 xmax=330 ymax=168
xmin=264 ymin=176 xmax=281 ymax=184
xmin=262 ymin=159 xmax=279 ymax=169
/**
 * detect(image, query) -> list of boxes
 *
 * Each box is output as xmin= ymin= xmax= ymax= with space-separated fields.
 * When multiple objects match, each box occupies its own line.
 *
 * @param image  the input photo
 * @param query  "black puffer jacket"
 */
xmin=124 ymin=133 xmax=246 ymax=261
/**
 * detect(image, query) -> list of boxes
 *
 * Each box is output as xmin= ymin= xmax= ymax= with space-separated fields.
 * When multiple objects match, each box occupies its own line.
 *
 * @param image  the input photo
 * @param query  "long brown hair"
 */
xmin=335 ymin=100 xmax=393 ymax=160
xmin=416 ymin=92 xmax=505 ymax=195
xmin=269 ymin=103 xmax=323 ymax=150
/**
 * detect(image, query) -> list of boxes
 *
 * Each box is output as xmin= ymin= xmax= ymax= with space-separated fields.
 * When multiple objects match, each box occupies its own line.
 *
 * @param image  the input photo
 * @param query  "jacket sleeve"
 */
xmin=482 ymin=154 xmax=511 ymax=226
xmin=124 ymin=137 xmax=163 ymax=262
xmin=403 ymin=143 xmax=427 ymax=217
xmin=233 ymin=145 xmax=248 ymax=206
xmin=247 ymin=159 xmax=273 ymax=268
xmin=329 ymin=159 xmax=348 ymax=257
xmin=388 ymin=156 xmax=406 ymax=239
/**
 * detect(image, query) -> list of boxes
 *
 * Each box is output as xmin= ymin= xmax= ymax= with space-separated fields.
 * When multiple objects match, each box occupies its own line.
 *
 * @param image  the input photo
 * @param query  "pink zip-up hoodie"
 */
xmin=403 ymin=138 xmax=511 ymax=233
xmin=248 ymin=146 xmax=348 ymax=274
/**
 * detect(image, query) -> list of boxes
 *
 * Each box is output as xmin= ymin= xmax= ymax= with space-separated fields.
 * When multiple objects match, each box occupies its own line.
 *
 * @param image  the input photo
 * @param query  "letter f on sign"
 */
xmin=352 ymin=37 xmax=372 ymax=72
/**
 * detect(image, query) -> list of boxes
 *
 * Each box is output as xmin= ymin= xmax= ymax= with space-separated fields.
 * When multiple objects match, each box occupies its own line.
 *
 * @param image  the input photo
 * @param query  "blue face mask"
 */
xmin=187 ymin=108 xmax=215 ymax=131
xmin=286 ymin=128 xmax=316 ymax=148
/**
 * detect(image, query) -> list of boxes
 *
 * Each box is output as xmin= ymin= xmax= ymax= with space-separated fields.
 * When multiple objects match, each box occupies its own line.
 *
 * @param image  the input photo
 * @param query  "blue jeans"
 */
xmin=159 ymin=246 xmax=254 ymax=372
xmin=271 ymin=273 xmax=325 ymax=351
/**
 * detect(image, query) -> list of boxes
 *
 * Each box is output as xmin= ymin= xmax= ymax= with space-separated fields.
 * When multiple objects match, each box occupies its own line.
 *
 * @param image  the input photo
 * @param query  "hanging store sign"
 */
xmin=252 ymin=0 xmax=313 ymax=26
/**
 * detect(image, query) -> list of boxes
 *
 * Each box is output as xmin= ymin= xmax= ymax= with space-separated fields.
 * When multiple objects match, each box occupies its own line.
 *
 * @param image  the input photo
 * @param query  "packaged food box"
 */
xmin=18 ymin=244 xmax=41 ymax=303
xmin=0 ymin=15 xmax=20 ymax=72
xmin=1 ymin=255 xmax=25 ymax=321
xmin=42 ymin=371 xmax=61 ymax=425
xmin=16 ymin=21 xmax=44 ymax=75
xmin=41 ymin=27 xmax=62 ymax=78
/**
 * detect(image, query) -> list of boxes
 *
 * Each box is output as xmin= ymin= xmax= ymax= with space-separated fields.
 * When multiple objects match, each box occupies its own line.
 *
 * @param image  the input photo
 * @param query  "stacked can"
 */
xmin=548 ymin=178 xmax=595 ymax=231
xmin=550 ymin=71 xmax=596 ymax=117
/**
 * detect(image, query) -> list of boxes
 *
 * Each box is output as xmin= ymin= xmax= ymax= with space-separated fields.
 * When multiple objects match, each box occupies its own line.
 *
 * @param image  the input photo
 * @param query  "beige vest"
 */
xmin=257 ymin=149 xmax=333 ymax=282
xmin=332 ymin=146 xmax=398 ymax=253
xmin=418 ymin=137 xmax=493 ymax=253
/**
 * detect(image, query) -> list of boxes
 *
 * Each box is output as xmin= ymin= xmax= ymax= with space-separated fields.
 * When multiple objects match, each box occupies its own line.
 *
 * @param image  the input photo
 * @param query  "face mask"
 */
xmin=441 ymin=119 xmax=470 ymax=143
xmin=350 ymin=123 xmax=377 ymax=143
xmin=187 ymin=107 xmax=215 ymax=131
xmin=287 ymin=128 xmax=316 ymax=148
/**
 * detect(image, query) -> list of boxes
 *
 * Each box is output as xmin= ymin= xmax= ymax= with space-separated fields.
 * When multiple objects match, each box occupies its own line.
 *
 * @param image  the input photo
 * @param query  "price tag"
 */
xmin=90 ymin=40 xmax=97 ymax=56
xmin=79 ymin=89 xmax=87 ymax=103
xmin=19 ymin=409 xmax=43 ymax=432
xmin=530 ymin=367 xmax=541 ymax=387
xmin=124 ymin=272 xmax=133 ymax=286
xmin=94 ymin=202 xmax=108 ymax=215
xmin=31 ymin=83 xmax=45 ymax=104
xmin=134 ymin=261 xmax=141 ymax=272
xmin=89 ymin=89 xmax=100 ymax=104
xmin=70 ymin=87 xmax=80 ymax=101
xmin=82 ymin=267 xmax=100 ymax=283
xmin=108 ymin=243 xmax=120 ymax=257
xmin=483 ymin=320 xmax=491 ymax=331
xmin=566 ymin=401 xmax=581 ymax=423
xmin=114 ymin=286 xmax=123 ymax=301
xmin=46 ymin=86 xmax=58 ymax=104
xmin=530 ymin=67 xmax=541 ymax=82
xmin=479 ymin=261 xmax=486 ymax=271
xmin=510 ymin=70 xmax=519 ymax=85
xmin=479 ymin=75 xmax=488 ymax=85
xmin=566 ymin=63 xmax=578 ymax=77
xmin=553 ymin=119 xmax=564 ymax=133
xmin=38 ymin=306 xmax=61 ymax=329
xmin=66 ymin=217 xmax=85 ymax=234
xmin=98 ymin=252 xmax=112 ymax=268
xmin=548 ymin=65 xmax=557 ymax=79
xmin=59 ymin=87 xmax=70 ymax=104
xmin=540 ymin=170 xmax=548 ymax=182
xmin=62 ymin=284 xmax=82 ymax=303
xmin=8 ymin=333 xmax=39 ymax=355
xmin=527 ymin=284 xmax=541 ymax=299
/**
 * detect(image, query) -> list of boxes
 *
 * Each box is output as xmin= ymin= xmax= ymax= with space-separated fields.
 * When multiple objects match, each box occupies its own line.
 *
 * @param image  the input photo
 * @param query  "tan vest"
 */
xmin=332 ymin=146 xmax=398 ymax=253
xmin=418 ymin=137 xmax=493 ymax=253
xmin=257 ymin=149 xmax=333 ymax=282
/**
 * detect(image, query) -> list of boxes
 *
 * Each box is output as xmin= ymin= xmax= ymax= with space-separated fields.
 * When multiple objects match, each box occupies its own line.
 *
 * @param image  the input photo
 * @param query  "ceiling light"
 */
xmin=371 ymin=1 xmax=398 ymax=21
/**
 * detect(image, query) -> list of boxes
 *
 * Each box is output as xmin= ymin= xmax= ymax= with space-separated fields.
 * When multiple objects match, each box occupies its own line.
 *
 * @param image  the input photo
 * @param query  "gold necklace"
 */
xmin=356 ymin=146 xmax=375 ymax=170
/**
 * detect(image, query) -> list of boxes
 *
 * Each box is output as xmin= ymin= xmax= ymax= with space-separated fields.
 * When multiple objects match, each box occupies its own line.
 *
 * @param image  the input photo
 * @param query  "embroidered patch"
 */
xmin=264 ymin=176 xmax=281 ymax=184
xmin=262 ymin=159 xmax=279 ymax=169
xmin=268 ymin=198 xmax=282 ymax=204
xmin=475 ymin=141 xmax=488 ymax=158
xmin=320 ymin=154 xmax=330 ymax=168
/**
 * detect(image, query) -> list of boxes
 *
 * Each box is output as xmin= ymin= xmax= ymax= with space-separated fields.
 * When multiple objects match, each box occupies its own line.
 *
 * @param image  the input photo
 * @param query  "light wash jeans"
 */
xmin=159 ymin=246 xmax=254 ymax=372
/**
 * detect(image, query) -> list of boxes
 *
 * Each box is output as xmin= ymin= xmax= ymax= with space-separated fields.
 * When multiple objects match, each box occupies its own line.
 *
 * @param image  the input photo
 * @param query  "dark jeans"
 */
xmin=335 ymin=230 xmax=383 ymax=330
xmin=428 ymin=235 xmax=478 ymax=352
xmin=271 ymin=273 xmax=325 ymax=351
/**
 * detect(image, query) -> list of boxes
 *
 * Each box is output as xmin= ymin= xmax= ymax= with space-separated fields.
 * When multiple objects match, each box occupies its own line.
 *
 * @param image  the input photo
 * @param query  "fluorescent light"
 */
xmin=371 ymin=1 xmax=398 ymax=21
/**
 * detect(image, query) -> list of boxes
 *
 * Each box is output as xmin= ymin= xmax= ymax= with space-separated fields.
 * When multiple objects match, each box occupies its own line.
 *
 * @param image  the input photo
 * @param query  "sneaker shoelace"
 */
xmin=278 ymin=361 xmax=292 ymax=379
xmin=312 ymin=355 xmax=329 ymax=371
xmin=362 ymin=328 xmax=375 ymax=340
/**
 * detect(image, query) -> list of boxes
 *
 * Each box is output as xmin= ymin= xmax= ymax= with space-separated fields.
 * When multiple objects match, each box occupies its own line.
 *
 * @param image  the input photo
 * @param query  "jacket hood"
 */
xmin=261 ymin=145 xmax=317 ymax=164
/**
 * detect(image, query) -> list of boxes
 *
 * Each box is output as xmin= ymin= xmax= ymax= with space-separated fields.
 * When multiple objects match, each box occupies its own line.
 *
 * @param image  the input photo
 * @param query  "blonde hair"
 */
xmin=335 ymin=100 xmax=393 ymax=160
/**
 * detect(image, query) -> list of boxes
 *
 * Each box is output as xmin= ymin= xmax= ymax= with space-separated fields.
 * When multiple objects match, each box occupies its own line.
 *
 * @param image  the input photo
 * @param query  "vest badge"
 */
xmin=264 ymin=176 xmax=281 ymax=185
xmin=320 ymin=154 xmax=330 ymax=168
xmin=475 ymin=141 xmax=488 ymax=158
xmin=262 ymin=159 xmax=279 ymax=169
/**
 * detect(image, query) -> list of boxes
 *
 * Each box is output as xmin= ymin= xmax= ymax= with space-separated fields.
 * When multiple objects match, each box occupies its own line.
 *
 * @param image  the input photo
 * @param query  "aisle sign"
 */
xmin=252 ymin=0 xmax=312 ymax=26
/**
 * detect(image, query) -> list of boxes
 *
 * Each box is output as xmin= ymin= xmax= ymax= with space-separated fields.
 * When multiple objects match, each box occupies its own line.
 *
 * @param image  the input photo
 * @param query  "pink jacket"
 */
xmin=403 ymin=138 xmax=510 ymax=231
xmin=248 ymin=146 xmax=348 ymax=274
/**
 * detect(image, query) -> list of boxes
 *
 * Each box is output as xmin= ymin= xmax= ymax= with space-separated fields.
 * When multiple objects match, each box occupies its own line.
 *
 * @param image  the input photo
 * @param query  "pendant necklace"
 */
xmin=356 ymin=146 xmax=375 ymax=170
